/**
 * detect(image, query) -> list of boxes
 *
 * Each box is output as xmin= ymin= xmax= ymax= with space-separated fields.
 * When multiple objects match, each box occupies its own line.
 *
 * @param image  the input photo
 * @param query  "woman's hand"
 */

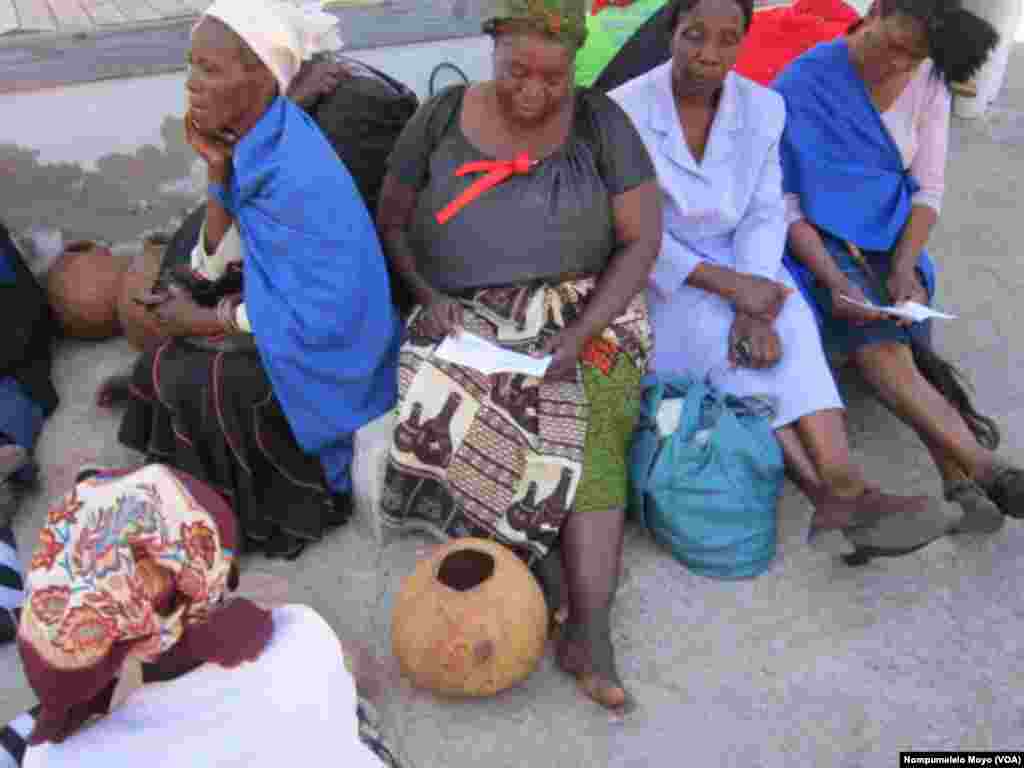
xmin=538 ymin=327 xmax=587 ymax=382
xmin=136 ymin=284 xmax=220 ymax=338
xmin=887 ymin=266 xmax=928 ymax=327
xmin=728 ymin=313 xmax=782 ymax=369
xmin=185 ymin=113 xmax=235 ymax=182
xmin=418 ymin=294 xmax=464 ymax=339
xmin=829 ymin=280 xmax=884 ymax=327
xmin=731 ymin=273 xmax=793 ymax=321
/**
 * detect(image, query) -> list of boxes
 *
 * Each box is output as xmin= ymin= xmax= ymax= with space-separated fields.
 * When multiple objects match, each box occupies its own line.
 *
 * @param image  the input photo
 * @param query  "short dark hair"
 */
xmin=668 ymin=0 xmax=755 ymax=34
xmin=877 ymin=0 xmax=999 ymax=84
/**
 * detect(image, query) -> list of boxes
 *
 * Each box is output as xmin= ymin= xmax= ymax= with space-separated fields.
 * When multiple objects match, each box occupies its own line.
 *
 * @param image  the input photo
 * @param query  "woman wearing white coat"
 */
xmin=611 ymin=0 xmax=951 ymax=563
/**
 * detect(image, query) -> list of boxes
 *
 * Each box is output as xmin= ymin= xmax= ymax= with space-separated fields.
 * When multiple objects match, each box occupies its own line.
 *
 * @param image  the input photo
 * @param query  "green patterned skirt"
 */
xmin=382 ymin=276 xmax=650 ymax=565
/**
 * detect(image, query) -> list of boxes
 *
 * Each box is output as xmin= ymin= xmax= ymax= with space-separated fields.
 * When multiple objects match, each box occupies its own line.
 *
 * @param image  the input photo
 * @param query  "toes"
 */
xmin=555 ymin=624 xmax=630 ymax=711
xmin=578 ymin=673 xmax=627 ymax=710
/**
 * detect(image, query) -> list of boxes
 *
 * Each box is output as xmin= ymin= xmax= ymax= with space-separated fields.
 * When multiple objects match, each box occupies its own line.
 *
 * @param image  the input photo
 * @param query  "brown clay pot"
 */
xmin=46 ymin=240 xmax=126 ymax=340
xmin=391 ymin=538 xmax=548 ymax=697
xmin=118 ymin=233 xmax=171 ymax=352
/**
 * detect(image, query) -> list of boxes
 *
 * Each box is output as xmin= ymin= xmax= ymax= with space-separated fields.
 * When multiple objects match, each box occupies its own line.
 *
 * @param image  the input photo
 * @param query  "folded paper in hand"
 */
xmin=434 ymin=332 xmax=552 ymax=377
xmin=839 ymin=296 xmax=957 ymax=322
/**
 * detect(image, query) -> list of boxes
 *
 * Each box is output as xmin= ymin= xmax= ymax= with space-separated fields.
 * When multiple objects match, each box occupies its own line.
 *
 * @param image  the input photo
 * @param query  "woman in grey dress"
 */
xmin=377 ymin=0 xmax=661 ymax=710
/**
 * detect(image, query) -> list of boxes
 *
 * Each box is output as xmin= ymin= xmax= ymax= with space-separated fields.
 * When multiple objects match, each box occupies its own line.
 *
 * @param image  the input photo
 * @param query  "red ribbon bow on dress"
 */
xmin=591 ymin=0 xmax=635 ymax=15
xmin=435 ymin=152 xmax=534 ymax=225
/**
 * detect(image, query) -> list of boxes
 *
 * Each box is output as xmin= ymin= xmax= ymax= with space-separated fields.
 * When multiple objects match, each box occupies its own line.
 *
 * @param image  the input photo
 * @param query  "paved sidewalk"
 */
xmin=3 ymin=49 xmax=1024 ymax=768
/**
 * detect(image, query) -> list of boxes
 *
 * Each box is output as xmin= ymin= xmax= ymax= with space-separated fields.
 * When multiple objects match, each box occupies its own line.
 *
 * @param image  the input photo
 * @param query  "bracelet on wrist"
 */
xmin=216 ymin=297 xmax=240 ymax=334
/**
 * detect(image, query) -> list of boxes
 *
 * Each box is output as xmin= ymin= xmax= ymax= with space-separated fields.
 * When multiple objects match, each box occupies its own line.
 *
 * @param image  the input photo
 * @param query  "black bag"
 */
xmin=309 ymin=58 xmax=419 ymax=217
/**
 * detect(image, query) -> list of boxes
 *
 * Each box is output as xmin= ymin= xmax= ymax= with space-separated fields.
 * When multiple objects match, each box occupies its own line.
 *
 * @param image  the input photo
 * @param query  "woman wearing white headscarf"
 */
xmin=113 ymin=0 xmax=402 ymax=559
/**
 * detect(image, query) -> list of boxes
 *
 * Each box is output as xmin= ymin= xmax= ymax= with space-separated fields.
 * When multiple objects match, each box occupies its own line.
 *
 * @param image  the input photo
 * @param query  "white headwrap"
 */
xmin=201 ymin=0 xmax=342 ymax=94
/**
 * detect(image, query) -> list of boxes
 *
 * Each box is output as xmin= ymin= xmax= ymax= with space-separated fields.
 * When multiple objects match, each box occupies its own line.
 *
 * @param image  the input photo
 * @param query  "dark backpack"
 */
xmin=309 ymin=59 xmax=419 ymax=217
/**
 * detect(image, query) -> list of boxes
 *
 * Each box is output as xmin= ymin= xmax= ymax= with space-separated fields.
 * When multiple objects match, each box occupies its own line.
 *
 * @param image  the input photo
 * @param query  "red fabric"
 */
xmin=735 ymin=0 xmax=859 ymax=86
xmin=436 ymin=153 xmax=534 ymax=225
xmin=591 ymin=0 xmax=635 ymax=15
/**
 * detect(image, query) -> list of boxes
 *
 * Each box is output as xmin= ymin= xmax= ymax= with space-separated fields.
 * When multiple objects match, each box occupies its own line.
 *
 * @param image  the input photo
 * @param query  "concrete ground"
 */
xmin=4 ymin=49 xmax=1024 ymax=768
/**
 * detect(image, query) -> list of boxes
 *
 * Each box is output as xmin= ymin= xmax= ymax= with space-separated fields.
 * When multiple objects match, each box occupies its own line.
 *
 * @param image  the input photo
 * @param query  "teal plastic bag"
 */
xmin=629 ymin=373 xmax=784 ymax=579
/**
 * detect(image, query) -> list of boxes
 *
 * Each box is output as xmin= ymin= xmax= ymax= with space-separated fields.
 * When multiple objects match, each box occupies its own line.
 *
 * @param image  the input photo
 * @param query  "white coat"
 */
xmin=611 ymin=63 xmax=843 ymax=427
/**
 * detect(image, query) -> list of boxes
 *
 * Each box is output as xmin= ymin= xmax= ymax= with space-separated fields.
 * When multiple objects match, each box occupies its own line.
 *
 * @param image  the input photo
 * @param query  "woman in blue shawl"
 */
xmin=115 ymin=2 xmax=401 ymax=559
xmin=776 ymin=0 xmax=1024 ymax=551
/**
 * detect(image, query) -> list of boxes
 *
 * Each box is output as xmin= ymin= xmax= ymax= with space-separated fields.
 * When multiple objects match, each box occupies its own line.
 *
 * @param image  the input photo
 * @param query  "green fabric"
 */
xmin=574 ymin=0 xmax=668 ymax=86
xmin=483 ymin=0 xmax=589 ymax=49
xmin=575 ymin=353 xmax=642 ymax=513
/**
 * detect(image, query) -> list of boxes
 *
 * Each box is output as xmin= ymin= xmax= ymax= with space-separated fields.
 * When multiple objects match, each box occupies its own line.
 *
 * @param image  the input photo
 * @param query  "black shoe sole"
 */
xmin=841 ymin=538 xmax=938 ymax=567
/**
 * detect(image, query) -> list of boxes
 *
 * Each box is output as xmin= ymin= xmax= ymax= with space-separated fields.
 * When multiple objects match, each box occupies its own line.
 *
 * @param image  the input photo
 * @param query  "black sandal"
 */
xmin=945 ymin=480 xmax=1004 ymax=534
xmin=976 ymin=464 xmax=1024 ymax=519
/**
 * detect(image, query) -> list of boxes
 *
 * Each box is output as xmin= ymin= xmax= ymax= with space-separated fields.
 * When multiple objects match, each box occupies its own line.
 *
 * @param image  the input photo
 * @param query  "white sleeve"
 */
xmin=235 ymin=303 xmax=252 ymax=333
xmin=650 ymin=232 xmax=705 ymax=300
xmin=190 ymin=223 xmax=243 ymax=280
xmin=732 ymin=137 xmax=787 ymax=280
xmin=909 ymin=79 xmax=950 ymax=214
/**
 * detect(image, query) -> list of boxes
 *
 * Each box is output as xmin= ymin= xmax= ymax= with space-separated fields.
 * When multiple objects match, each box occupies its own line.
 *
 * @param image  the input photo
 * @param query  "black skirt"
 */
xmin=118 ymin=338 xmax=351 ymax=559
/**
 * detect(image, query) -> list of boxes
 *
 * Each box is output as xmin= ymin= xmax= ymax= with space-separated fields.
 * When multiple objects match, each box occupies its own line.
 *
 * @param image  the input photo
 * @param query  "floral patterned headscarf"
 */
xmin=18 ymin=464 xmax=272 ymax=745
xmin=483 ymin=0 xmax=589 ymax=50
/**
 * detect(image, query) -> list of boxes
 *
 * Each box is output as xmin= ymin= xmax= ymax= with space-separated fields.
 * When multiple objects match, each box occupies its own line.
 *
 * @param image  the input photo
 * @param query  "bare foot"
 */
xmin=556 ymin=619 xmax=632 ymax=712
xmin=97 ymin=373 xmax=133 ymax=408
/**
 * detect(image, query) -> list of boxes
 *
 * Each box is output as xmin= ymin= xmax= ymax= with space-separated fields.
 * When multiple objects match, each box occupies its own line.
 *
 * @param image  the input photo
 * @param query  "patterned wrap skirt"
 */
xmin=381 ymin=277 xmax=650 ymax=565
xmin=118 ymin=339 xmax=350 ymax=555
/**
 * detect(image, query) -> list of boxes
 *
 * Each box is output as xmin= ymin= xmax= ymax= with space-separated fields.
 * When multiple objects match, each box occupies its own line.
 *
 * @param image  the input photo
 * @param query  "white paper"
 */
xmin=656 ymin=398 xmax=683 ymax=438
xmin=434 ymin=332 xmax=552 ymax=377
xmin=839 ymin=295 xmax=957 ymax=322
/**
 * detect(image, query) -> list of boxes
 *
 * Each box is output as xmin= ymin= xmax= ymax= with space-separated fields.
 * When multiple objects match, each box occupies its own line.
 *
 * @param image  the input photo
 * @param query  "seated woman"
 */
xmin=3 ymin=466 xmax=399 ymax=765
xmin=5 ymin=465 xmax=400 ymax=768
xmin=149 ymin=53 xmax=419 ymax=290
xmin=376 ymin=0 xmax=661 ymax=710
xmin=612 ymin=0 xmax=952 ymax=561
xmin=18 ymin=605 xmax=399 ymax=768
xmin=775 ymin=0 xmax=1022 ymax=535
xmin=112 ymin=0 xmax=401 ymax=559
xmin=17 ymin=464 xmax=273 ymax=747
xmin=1 ymin=221 xmax=59 ymax=642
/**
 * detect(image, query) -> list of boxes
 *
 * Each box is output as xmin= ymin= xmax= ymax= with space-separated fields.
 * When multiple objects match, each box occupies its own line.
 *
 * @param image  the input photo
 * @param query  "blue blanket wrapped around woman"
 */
xmin=773 ymin=39 xmax=936 ymax=322
xmin=210 ymin=95 xmax=401 ymax=489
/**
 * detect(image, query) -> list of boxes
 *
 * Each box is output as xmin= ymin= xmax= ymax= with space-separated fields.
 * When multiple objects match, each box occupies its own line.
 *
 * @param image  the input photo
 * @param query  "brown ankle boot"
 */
xmin=807 ymin=489 xmax=946 ymax=559
xmin=841 ymin=492 xmax=949 ymax=565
